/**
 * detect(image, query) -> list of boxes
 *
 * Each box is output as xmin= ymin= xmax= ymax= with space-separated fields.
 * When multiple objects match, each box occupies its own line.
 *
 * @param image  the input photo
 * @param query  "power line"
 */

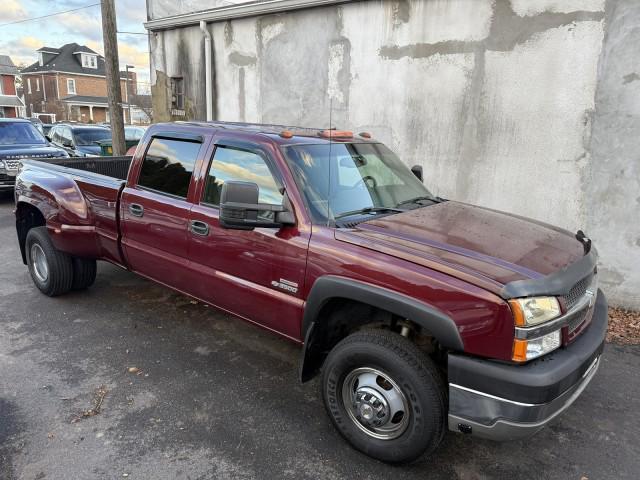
xmin=0 ymin=2 xmax=101 ymax=28
xmin=117 ymin=31 xmax=149 ymax=35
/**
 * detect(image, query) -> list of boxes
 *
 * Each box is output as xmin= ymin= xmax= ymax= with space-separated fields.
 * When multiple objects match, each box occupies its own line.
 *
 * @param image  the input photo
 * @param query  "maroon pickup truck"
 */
xmin=14 ymin=121 xmax=606 ymax=463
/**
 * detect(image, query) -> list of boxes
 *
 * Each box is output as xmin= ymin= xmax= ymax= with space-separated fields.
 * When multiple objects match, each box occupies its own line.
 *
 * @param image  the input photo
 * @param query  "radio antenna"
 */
xmin=326 ymin=96 xmax=333 ymax=227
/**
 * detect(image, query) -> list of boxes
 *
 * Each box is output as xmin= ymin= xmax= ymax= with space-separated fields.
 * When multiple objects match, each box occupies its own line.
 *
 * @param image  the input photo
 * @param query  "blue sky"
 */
xmin=0 ymin=0 xmax=150 ymax=88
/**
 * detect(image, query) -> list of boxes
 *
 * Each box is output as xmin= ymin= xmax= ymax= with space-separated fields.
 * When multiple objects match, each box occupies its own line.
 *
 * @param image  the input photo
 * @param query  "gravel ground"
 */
xmin=1 ymin=194 xmax=639 ymax=479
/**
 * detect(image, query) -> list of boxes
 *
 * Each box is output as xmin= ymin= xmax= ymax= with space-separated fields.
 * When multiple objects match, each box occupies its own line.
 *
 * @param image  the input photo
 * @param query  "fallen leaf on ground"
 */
xmin=607 ymin=307 xmax=640 ymax=345
xmin=71 ymin=385 xmax=108 ymax=423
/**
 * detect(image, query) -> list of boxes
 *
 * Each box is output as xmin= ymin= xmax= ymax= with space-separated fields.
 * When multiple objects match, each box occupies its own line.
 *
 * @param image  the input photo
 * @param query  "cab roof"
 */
xmin=0 ymin=118 xmax=30 ymax=123
xmin=172 ymin=120 xmax=378 ymax=146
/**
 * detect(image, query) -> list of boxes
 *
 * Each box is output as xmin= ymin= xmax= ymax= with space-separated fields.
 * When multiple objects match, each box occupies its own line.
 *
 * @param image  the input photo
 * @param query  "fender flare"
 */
xmin=299 ymin=276 xmax=464 ymax=382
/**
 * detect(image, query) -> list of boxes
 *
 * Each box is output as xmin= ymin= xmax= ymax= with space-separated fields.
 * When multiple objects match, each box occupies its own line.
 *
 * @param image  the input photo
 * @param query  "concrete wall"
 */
xmin=147 ymin=0 xmax=640 ymax=308
xmin=587 ymin=0 xmax=640 ymax=307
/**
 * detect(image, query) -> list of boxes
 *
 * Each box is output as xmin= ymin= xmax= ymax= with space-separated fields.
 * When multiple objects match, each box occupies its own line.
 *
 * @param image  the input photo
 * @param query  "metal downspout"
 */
xmin=200 ymin=20 xmax=213 ymax=121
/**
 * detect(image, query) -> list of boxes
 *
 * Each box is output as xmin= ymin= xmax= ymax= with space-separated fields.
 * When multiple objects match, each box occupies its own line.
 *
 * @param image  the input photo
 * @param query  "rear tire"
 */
xmin=72 ymin=257 xmax=97 ymax=290
xmin=25 ymin=226 xmax=74 ymax=297
xmin=322 ymin=329 xmax=446 ymax=463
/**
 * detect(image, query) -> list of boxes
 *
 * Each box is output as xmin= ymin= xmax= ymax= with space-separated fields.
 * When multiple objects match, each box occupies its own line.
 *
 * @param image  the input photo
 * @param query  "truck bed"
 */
xmin=40 ymin=156 xmax=133 ymax=180
xmin=17 ymin=157 xmax=132 ymax=267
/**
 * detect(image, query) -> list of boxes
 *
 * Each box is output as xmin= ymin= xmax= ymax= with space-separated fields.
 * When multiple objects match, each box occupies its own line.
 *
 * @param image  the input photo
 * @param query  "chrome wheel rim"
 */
xmin=341 ymin=367 xmax=410 ymax=440
xmin=31 ymin=243 xmax=49 ymax=283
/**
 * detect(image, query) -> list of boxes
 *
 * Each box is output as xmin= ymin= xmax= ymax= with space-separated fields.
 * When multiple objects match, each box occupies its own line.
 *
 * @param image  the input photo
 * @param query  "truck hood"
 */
xmin=0 ymin=144 xmax=67 ymax=159
xmin=335 ymin=201 xmax=585 ymax=294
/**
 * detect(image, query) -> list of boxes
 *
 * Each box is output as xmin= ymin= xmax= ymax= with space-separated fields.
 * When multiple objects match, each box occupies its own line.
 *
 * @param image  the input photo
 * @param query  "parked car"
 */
xmin=13 ymin=122 xmax=606 ymax=463
xmin=28 ymin=117 xmax=43 ymax=133
xmin=125 ymin=125 xmax=147 ymax=141
xmin=0 ymin=118 xmax=68 ymax=192
xmin=48 ymin=124 xmax=111 ymax=157
xmin=95 ymin=125 xmax=148 ymax=156
xmin=42 ymin=124 xmax=54 ymax=137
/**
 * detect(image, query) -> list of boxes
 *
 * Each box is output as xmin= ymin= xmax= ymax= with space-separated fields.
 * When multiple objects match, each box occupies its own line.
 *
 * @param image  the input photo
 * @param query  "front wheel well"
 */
xmin=16 ymin=202 xmax=46 ymax=264
xmin=300 ymin=298 xmax=445 ymax=382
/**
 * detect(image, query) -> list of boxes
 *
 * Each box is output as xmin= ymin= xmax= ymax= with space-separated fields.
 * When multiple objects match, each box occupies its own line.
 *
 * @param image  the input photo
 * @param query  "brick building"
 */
xmin=21 ymin=43 xmax=135 ymax=123
xmin=0 ymin=55 xmax=24 ymax=118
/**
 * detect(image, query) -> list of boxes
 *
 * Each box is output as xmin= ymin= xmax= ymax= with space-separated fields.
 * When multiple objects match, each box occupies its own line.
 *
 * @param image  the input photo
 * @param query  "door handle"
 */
xmin=190 ymin=220 xmax=209 ymax=236
xmin=129 ymin=203 xmax=144 ymax=217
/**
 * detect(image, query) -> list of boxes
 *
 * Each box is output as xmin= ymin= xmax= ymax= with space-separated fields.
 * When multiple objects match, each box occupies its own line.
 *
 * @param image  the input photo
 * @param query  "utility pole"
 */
xmin=101 ymin=0 xmax=125 ymax=155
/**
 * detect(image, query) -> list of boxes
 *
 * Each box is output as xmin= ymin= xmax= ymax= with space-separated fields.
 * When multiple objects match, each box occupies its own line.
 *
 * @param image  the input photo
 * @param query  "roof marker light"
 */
xmin=280 ymin=130 xmax=293 ymax=139
xmin=359 ymin=132 xmax=372 ymax=138
xmin=319 ymin=130 xmax=353 ymax=139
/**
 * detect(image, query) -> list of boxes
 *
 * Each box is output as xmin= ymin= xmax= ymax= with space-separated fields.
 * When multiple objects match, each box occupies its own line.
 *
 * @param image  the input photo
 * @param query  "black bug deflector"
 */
xmin=500 ymin=248 xmax=598 ymax=299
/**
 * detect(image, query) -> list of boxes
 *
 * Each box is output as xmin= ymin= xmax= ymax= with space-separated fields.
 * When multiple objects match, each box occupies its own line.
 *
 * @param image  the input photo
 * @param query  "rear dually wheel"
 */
xmin=25 ymin=226 xmax=74 ymax=297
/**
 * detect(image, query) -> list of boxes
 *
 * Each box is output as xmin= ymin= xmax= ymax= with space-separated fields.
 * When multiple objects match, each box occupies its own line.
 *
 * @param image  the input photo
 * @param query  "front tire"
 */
xmin=25 ymin=227 xmax=74 ymax=297
xmin=322 ymin=329 xmax=446 ymax=463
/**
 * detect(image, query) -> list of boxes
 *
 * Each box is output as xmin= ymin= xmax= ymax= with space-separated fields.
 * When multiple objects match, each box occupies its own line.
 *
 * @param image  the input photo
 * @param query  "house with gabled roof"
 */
xmin=0 ymin=55 xmax=24 ymax=118
xmin=21 ymin=43 xmax=135 ymax=123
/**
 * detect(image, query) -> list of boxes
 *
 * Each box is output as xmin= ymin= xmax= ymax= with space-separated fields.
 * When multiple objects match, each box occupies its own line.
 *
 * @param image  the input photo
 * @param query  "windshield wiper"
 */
xmin=395 ymin=196 xmax=442 ymax=208
xmin=334 ymin=206 xmax=405 ymax=220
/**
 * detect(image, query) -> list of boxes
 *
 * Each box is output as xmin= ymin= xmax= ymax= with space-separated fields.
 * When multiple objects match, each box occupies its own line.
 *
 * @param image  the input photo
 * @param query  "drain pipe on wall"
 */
xmin=200 ymin=20 xmax=213 ymax=121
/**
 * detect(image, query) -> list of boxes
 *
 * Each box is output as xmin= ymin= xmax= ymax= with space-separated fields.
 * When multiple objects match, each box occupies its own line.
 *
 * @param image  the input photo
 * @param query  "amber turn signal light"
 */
xmin=509 ymin=299 xmax=526 ymax=327
xmin=512 ymin=339 xmax=528 ymax=362
xmin=319 ymin=130 xmax=353 ymax=139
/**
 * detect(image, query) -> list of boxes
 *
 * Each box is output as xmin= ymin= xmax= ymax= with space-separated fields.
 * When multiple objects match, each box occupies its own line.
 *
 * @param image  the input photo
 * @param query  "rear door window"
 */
xmin=138 ymin=137 xmax=201 ymax=198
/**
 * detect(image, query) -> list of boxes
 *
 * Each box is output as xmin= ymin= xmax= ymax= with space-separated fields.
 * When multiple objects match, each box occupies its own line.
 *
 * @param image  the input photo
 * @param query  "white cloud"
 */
xmin=0 ymin=0 xmax=27 ymax=22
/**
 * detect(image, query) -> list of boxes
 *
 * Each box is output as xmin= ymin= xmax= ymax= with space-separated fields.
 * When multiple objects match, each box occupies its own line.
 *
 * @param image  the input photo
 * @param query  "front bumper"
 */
xmin=447 ymin=289 xmax=607 ymax=440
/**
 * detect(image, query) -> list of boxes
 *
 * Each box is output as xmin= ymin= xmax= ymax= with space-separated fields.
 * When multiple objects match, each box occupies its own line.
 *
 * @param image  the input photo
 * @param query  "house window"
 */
xmin=27 ymin=78 xmax=32 ymax=94
xmin=36 ymin=78 xmax=40 ymax=92
xmin=171 ymin=77 xmax=184 ymax=110
xmin=67 ymin=79 xmax=76 ymax=95
xmin=81 ymin=54 xmax=98 ymax=69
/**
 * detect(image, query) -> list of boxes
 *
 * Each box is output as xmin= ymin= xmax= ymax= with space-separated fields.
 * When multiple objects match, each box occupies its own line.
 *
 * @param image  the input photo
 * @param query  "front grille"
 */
xmin=568 ymin=306 xmax=589 ymax=333
xmin=567 ymin=301 xmax=596 ymax=341
xmin=562 ymin=272 xmax=594 ymax=311
xmin=561 ymin=270 xmax=598 ymax=343
xmin=3 ymin=159 xmax=21 ymax=170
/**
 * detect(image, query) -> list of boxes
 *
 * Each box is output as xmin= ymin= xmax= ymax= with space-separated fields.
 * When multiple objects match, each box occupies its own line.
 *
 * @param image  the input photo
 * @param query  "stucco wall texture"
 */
xmin=147 ymin=0 xmax=640 ymax=309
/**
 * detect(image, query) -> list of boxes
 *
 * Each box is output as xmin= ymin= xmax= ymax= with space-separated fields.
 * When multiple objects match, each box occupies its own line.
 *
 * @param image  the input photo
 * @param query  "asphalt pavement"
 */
xmin=0 ymin=193 xmax=638 ymax=479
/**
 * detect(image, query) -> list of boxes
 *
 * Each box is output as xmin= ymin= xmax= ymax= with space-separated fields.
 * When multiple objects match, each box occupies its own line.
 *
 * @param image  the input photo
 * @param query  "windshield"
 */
xmin=283 ymin=142 xmax=435 ymax=224
xmin=74 ymin=128 xmax=111 ymax=146
xmin=0 ymin=122 xmax=47 ymax=145
xmin=125 ymin=127 xmax=145 ymax=141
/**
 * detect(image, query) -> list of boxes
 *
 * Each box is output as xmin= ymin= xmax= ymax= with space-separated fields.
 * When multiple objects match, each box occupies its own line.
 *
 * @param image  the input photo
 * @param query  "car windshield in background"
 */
xmin=74 ymin=128 xmax=112 ymax=146
xmin=125 ymin=127 xmax=146 ymax=141
xmin=283 ymin=142 xmax=436 ymax=224
xmin=0 ymin=122 xmax=47 ymax=145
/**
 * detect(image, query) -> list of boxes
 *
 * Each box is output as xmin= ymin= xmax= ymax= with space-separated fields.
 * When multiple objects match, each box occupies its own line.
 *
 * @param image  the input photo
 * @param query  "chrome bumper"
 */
xmin=448 ymin=355 xmax=600 ymax=440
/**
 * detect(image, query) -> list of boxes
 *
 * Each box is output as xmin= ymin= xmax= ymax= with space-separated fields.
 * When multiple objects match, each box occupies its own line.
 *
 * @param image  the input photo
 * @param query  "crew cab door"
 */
xmin=187 ymin=138 xmax=310 ymax=340
xmin=120 ymin=133 xmax=205 ymax=288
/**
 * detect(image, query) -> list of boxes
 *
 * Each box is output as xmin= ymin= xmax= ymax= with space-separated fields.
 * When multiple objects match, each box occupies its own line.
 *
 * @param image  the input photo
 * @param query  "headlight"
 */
xmin=509 ymin=296 xmax=561 ymax=326
xmin=0 ymin=161 xmax=5 ymax=172
xmin=513 ymin=330 xmax=561 ymax=361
